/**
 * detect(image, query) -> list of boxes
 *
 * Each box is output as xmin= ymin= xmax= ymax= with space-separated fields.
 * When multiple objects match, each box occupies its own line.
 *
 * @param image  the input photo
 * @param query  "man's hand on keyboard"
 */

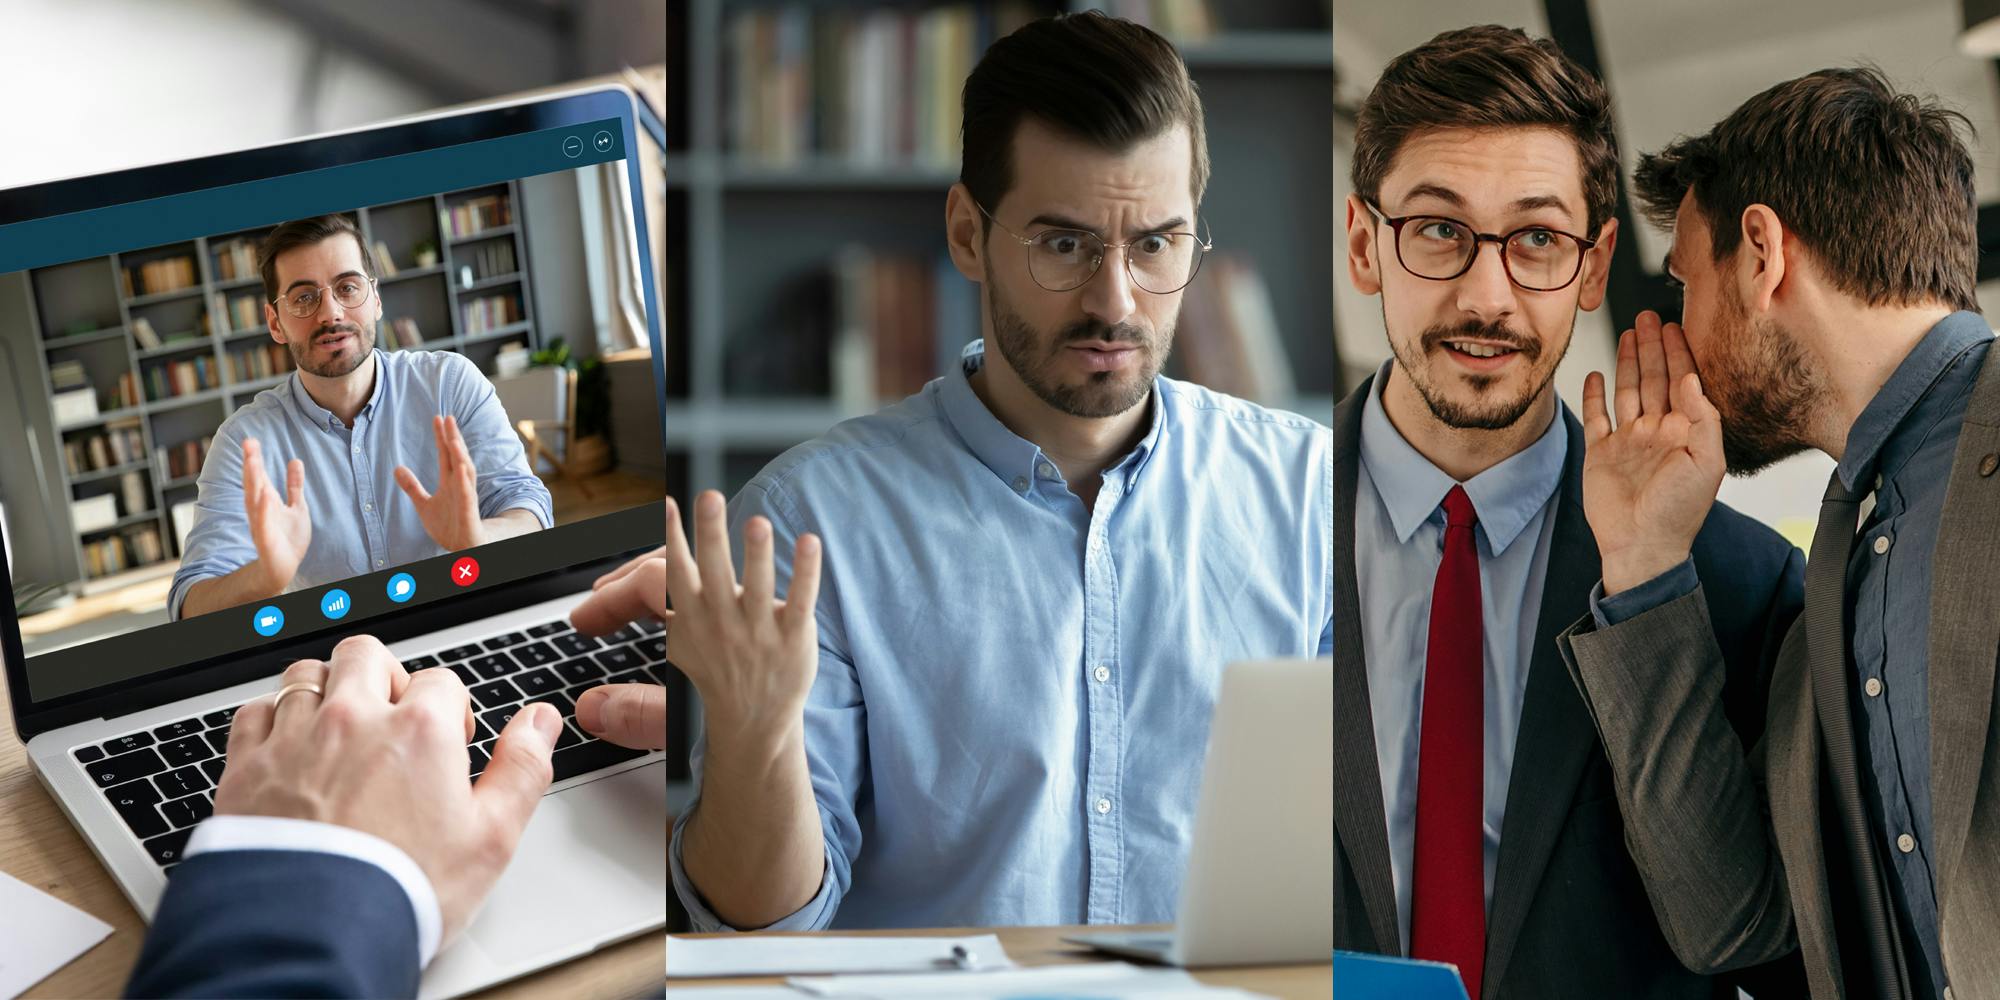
xmin=217 ymin=635 xmax=563 ymax=943
xmin=568 ymin=500 xmax=674 ymax=750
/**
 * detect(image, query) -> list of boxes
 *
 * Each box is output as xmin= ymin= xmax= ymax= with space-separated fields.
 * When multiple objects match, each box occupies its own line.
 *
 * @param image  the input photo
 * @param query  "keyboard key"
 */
xmin=636 ymin=636 xmax=666 ymax=662
xmin=469 ymin=654 xmax=519 ymax=680
xmin=649 ymin=662 xmax=675 ymax=685
xmin=635 ymin=618 xmax=665 ymax=635
xmin=153 ymin=719 xmax=203 ymax=741
xmin=469 ymin=740 xmax=492 ymax=777
xmin=551 ymin=632 xmax=599 ymax=657
xmin=483 ymin=632 xmax=527 ymax=651
xmin=438 ymin=643 xmax=484 ymax=663
xmin=160 ymin=795 xmax=213 ymax=829
xmin=605 ymin=669 xmax=649 ymax=688
xmin=201 ymin=705 xmax=241 ymax=729
xmin=449 ymin=664 xmax=479 ymax=687
xmin=200 ymin=759 xmax=226 ymax=784
xmin=527 ymin=621 xmax=568 ymax=638
xmin=555 ymin=722 xmax=583 ymax=750
xmin=143 ymin=827 xmax=193 ymax=866
xmin=469 ymin=678 xmax=523 ymax=710
xmin=74 ymin=745 xmax=105 ymax=765
xmin=551 ymin=739 xmax=647 ymax=782
xmin=514 ymin=668 xmax=563 ymax=698
xmin=101 ymin=732 xmax=155 ymax=755
xmin=595 ymin=646 xmax=641 ymax=673
xmin=104 ymin=779 xmax=167 ymax=839
xmin=554 ymin=657 xmax=607 ymax=686
xmin=511 ymin=641 xmax=560 ymax=668
xmin=89 ymin=748 xmax=167 ymax=788
xmin=480 ymin=704 xmax=523 ymax=736
xmin=205 ymin=727 xmax=231 ymax=754
xmin=153 ymin=765 xmax=209 ymax=800
xmin=472 ymin=716 xmax=495 ymax=744
xmin=605 ymin=625 xmax=642 ymax=645
xmin=527 ymin=691 xmax=576 ymax=718
xmin=158 ymin=734 xmax=214 ymax=767
xmin=404 ymin=655 xmax=442 ymax=671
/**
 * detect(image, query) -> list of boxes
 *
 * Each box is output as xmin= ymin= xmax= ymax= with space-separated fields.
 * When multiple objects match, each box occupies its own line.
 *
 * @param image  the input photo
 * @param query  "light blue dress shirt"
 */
xmin=1351 ymin=360 xmax=1566 ymax=952
xmin=169 ymin=348 xmax=553 ymax=619
xmin=669 ymin=339 xmax=1333 ymax=931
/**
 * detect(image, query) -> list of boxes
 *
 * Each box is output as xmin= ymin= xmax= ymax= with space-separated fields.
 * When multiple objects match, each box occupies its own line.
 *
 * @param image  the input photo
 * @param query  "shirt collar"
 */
xmin=1357 ymin=359 xmax=1567 ymax=553
xmin=939 ymin=339 xmax=1166 ymax=494
xmin=1836 ymin=310 xmax=1993 ymax=492
xmin=285 ymin=348 xmax=387 ymax=430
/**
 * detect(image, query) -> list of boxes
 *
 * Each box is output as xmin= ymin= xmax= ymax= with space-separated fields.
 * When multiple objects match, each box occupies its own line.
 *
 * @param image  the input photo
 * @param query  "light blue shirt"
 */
xmin=1351 ymin=360 xmax=1565 ymax=952
xmin=169 ymin=348 xmax=552 ymax=619
xmin=669 ymin=340 xmax=1333 ymax=930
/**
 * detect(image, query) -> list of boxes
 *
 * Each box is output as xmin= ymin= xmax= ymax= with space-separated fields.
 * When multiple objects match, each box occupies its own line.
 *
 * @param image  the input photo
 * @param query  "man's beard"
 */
xmin=986 ymin=274 xmax=1168 ymax=419
xmin=1388 ymin=315 xmax=1560 ymax=431
xmin=288 ymin=319 xmax=375 ymax=378
xmin=1704 ymin=289 xmax=1827 ymax=476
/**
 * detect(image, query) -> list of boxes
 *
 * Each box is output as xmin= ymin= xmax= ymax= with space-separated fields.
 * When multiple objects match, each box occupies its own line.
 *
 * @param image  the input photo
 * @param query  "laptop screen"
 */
xmin=0 ymin=92 xmax=666 ymax=712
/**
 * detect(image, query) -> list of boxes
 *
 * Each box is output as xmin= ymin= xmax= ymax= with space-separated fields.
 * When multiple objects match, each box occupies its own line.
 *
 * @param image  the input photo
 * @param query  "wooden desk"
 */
xmin=668 ymin=925 xmax=1332 ymax=999
xmin=0 ymin=669 xmax=662 ymax=999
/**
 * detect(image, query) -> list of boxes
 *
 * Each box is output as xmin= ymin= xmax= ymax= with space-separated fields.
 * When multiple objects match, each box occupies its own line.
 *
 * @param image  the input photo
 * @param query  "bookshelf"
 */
xmin=14 ymin=181 xmax=541 ymax=590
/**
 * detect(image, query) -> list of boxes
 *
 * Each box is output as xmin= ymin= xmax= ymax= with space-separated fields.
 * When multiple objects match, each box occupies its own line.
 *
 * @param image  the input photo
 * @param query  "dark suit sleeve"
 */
xmin=125 ymin=849 xmax=421 ymax=999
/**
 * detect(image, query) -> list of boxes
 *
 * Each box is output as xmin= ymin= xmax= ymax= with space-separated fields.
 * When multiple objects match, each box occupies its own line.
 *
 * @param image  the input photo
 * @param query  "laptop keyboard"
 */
xmin=70 ymin=617 xmax=669 ymax=874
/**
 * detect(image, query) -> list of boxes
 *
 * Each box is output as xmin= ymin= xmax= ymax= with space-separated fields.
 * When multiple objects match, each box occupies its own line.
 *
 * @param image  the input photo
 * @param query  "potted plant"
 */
xmin=530 ymin=339 xmax=612 ymax=476
xmin=412 ymin=240 xmax=439 ymax=269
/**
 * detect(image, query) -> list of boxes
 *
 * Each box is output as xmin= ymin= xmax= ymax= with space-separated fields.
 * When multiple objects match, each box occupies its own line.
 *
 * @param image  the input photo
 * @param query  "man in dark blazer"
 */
xmin=1336 ymin=26 xmax=1805 ymax=997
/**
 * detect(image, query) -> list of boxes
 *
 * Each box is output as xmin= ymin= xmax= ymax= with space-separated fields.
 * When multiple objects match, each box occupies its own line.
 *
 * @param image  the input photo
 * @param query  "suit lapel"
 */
xmin=1927 ymin=346 xmax=2000 ymax=909
xmin=1332 ymin=376 xmax=1405 ymax=954
xmin=1764 ymin=626 xmax=1848 ymax=997
xmin=1479 ymin=412 xmax=1601 ymax=997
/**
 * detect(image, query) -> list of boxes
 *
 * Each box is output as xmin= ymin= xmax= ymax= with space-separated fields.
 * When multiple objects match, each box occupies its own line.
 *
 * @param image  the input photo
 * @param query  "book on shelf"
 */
xmin=65 ymin=422 xmax=147 ymax=475
xmin=113 ymin=372 xmax=141 ymax=410
xmin=211 ymin=237 xmax=260 ymax=282
xmin=443 ymin=195 xmax=513 ymax=240
xmin=387 ymin=317 xmax=426 ymax=350
xmin=461 ymin=294 xmax=523 ymax=334
xmin=83 ymin=524 xmax=165 ymax=578
xmin=1173 ymin=254 xmax=1297 ymax=405
xmin=131 ymin=316 xmax=162 ymax=349
xmin=122 ymin=255 xmax=198 ymax=297
xmin=156 ymin=434 xmax=215 ymax=481
xmin=373 ymin=240 xmax=400 ymax=277
xmin=829 ymin=245 xmax=979 ymax=410
xmin=48 ymin=359 xmax=89 ymax=391
xmin=726 ymin=3 xmax=1043 ymax=167
xmin=1097 ymin=0 xmax=1217 ymax=41
xmin=145 ymin=356 xmax=221 ymax=401
xmin=119 ymin=470 xmax=149 ymax=517
xmin=214 ymin=291 xmax=264 ymax=332
xmin=465 ymin=240 xmax=516 ymax=283
xmin=227 ymin=342 xmax=295 ymax=384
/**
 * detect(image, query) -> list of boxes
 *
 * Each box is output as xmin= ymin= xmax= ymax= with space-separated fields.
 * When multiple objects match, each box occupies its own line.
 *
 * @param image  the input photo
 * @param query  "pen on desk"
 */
xmin=933 ymin=944 xmax=979 ymax=971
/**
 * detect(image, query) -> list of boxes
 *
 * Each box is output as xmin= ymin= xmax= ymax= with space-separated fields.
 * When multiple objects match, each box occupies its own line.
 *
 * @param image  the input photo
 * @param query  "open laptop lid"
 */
xmin=1 ymin=86 xmax=669 ymax=741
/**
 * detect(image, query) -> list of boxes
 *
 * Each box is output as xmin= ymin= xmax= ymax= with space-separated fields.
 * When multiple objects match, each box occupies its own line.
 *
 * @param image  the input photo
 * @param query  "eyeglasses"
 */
xmin=976 ymin=201 xmax=1213 ymax=294
xmin=274 ymin=275 xmax=376 ymax=319
xmin=1365 ymin=201 xmax=1596 ymax=292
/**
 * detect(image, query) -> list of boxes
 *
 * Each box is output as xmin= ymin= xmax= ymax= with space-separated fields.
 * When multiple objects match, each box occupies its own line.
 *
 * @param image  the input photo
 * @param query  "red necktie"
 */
xmin=1411 ymin=484 xmax=1485 ymax=997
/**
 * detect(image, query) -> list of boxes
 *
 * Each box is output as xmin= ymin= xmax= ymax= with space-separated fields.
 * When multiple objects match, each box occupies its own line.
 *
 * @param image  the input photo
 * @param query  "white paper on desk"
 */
xmin=0 ymin=870 xmax=113 ymax=1000
xmin=786 ymin=962 xmax=1274 ymax=999
xmin=666 ymin=933 xmax=1014 ymax=978
xmin=662 ymin=988 xmax=805 ymax=998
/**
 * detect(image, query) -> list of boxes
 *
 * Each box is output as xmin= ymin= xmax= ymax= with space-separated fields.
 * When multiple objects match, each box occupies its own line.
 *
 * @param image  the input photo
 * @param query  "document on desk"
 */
xmin=0 ymin=870 xmax=113 ymax=999
xmin=666 ymin=933 xmax=1015 ymax=978
xmin=787 ymin=962 xmax=1272 ymax=998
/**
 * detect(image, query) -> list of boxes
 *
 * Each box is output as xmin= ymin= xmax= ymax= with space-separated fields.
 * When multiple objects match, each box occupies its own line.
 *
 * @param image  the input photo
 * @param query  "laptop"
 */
xmin=0 ymin=86 xmax=671 ymax=997
xmin=1066 ymin=658 xmax=1333 ymax=967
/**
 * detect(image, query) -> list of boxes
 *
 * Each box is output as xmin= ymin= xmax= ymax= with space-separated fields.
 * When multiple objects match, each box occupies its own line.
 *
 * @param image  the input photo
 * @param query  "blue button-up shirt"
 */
xmin=1598 ymin=311 xmax=1994 ymax=997
xmin=669 ymin=340 xmax=1334 ymax=930
xmin=169 ymin=348 xmax=553 ymax=619
xmin=1351 ymin=361 xmax=1566 ymax=951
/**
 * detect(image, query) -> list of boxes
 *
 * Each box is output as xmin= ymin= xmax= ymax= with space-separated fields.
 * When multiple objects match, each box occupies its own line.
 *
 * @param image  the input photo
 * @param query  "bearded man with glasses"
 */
xmin=652 ymin=11 xmax=1330 ymax=933
xmin=171 ymin=213 xmax=550 ymax=620
xmin=1333 ymin=25 xmax=1807 ymax=998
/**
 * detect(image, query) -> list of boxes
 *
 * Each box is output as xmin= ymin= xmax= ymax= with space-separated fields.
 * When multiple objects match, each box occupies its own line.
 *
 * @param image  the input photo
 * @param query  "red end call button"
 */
xmin=451 ymin=556 xmax=480 ymax=587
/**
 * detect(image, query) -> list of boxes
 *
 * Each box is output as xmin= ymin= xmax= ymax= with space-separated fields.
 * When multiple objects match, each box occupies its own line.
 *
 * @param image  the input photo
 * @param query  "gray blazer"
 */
xmin=1559 ymin=345 xmax=2000 ymax=998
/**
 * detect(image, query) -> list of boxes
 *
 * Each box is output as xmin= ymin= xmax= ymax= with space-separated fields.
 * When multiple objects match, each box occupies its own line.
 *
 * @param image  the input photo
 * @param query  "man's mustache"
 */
xmin=313 ymin=323 xmax=362 ymax=340
xmin=1058 ymin=320 xmax=1148 ymax=347
xmin=1421 ymin=321 xmax=1540 ymax=360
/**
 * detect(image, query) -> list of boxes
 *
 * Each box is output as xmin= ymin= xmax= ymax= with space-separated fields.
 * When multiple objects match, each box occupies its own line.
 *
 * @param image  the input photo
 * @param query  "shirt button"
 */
xmin=1012 ymin=475 xmax=1029 ymax=492
xmin=363 ymin=503 xmax=373 ymax=512
xmin=352 ymin=446 xmax=361 ymax=455
xmin=1094 ymin=665 xmax=1111 ymax=683
xmin=375 ymin=559 xmax=385 ymax=567
xmin=1095 ymin=798 xmax=1112 ymax=815
xmin=1873 ymin=535 xmax=1890 ymax=555
xmin=1865 ymin=677 xmax=1884 ymax=698
xmin=1037 ymin=461 xmax=1057 ymax=479
xmin=1897 ymin=833 xmax=1916 ymax=853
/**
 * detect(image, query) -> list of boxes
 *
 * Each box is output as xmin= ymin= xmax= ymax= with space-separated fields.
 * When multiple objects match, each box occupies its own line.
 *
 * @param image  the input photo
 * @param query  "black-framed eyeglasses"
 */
xmin=1365 ymin=201 xmax=1596 ymax=292
xmin=976 ymin=200 xmax=1213 ymax=294
xmin=274 ymin=275 xmax=376 ymax=319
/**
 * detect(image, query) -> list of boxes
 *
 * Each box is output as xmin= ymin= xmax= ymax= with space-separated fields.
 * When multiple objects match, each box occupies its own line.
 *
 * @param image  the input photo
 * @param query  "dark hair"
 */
xmin=960 ymin=10 xmax=1208 ymax=228
xmin=1633 ymin=66 xmax=1978 ymax=312
xmin=1351 ymin=25 xmax=1620 ymax=237
xmin=258 ymin=214 xmax=373 ymax=303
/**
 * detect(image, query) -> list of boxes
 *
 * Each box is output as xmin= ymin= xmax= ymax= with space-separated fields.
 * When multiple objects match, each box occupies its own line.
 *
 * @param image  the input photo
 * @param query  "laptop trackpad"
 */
xmin=466 ymin=761 xmax=668 ymax=960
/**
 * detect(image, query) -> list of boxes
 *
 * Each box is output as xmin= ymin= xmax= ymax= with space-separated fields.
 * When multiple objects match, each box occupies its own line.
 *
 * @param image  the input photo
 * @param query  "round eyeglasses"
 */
xmin=1365 ymin=201 xmax=1595 ymax=292
xmin=274 ymin=275 xmax=376 ymax=319
xmin=977 ymin=201 xmax=1213 ymax=294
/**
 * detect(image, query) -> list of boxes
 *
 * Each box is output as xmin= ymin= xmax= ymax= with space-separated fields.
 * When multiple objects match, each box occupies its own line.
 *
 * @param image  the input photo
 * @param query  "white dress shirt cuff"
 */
xmin=186 ymin=814 xmax=443 ymax=966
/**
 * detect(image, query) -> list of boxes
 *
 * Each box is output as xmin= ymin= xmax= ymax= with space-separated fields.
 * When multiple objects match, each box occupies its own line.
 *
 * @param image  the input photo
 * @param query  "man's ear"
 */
xmin=265 ymin=300 xmax=284 ymax=345
xmin=1577 ymin=217 xmax=1618 ymax=312
xmin=1346 ymin=194 xmax=1382 ymax=295
xmin=944 ymin=183 xmax=987 ymax=284
xmin=1738 ymin=204 xmax=1787 ymax=314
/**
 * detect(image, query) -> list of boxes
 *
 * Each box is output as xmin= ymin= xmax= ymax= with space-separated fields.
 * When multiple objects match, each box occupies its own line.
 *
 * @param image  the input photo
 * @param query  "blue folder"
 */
xmin=1333 ymin=950 xmax=1471 ymax=999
